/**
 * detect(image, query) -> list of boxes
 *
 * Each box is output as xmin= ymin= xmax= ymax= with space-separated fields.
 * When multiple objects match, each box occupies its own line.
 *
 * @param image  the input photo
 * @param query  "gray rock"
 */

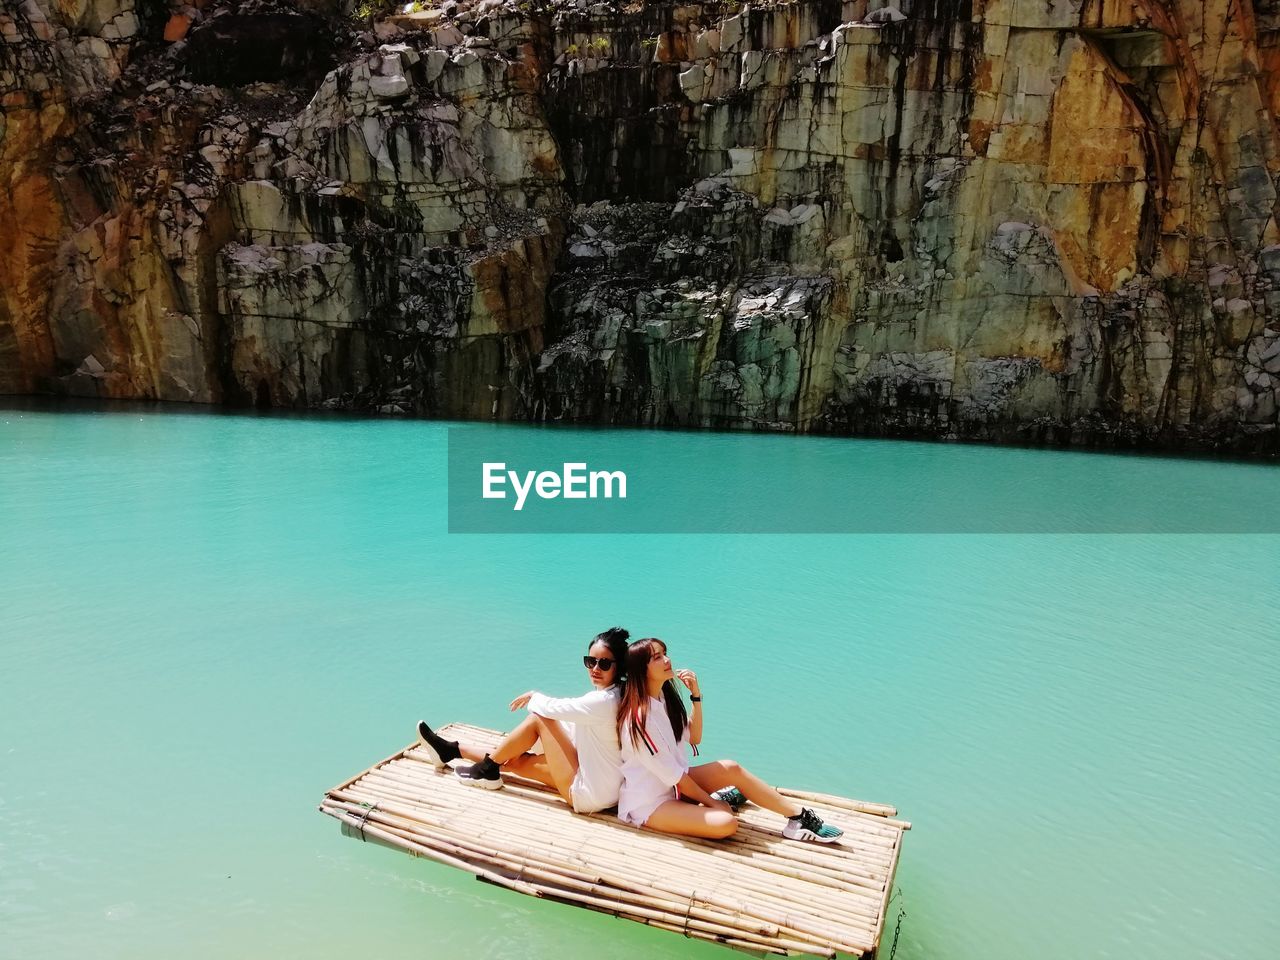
xmin=369 ymin=74 xmax=410 ymax=98
xmin=863 ymin=7 xmax=908 ymax=23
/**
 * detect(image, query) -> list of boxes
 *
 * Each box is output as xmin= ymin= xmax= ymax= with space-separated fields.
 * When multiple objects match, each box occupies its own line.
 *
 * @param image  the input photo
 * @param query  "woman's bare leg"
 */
xmin=527 ymin=715 xmax=579 ymax=804
xmin=643 ymin=798 xmax=737 ymax=839
xmin=687 ymin=759 xmax=802 ymax=819
xmin=500 ymin=752 xmax=555 ymax=788
xmin=426 ymin=717 xmax=582 ymax=805
xmin=453 ymin=714 xmax=541 ymax=764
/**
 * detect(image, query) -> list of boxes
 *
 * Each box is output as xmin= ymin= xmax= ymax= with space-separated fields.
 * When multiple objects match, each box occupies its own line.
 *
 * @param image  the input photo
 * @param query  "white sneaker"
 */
xmin=782 ymin=807 xmax=843 ymax=843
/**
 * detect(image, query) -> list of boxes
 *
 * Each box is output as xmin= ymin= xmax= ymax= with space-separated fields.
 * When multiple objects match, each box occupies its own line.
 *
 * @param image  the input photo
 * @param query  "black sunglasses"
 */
xmin=583 ymin=655 xmax=615 ymax=671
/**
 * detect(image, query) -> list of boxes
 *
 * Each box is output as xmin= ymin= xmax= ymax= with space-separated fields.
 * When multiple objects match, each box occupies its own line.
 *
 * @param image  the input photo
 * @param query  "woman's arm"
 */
xmin=522 ymin=689 xmax=615 ymax=723
xmin=675 ymin=669 xmax=703 ymax=746
xmin=676 ymin=772 xmax=730 ymax=811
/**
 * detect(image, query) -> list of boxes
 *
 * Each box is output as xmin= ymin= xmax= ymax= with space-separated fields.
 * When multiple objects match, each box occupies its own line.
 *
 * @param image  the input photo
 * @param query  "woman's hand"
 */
xmin=509 ymin=691 xmax=535 ymax=711
xmin=675 ymin=669 xmax=701 ymax=698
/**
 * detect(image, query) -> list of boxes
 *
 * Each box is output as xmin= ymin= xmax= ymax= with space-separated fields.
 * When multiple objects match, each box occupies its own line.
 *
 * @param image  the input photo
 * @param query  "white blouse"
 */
xmin=618 ymin=696 xmax=694 ymax=825
xmin=527 ymin=686 xmax=623 ymax=813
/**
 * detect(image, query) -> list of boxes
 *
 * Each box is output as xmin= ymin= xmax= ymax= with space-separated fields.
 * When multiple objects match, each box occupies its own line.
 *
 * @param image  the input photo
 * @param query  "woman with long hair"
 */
xmin=616 ymin=637 xmax=843 ymax=842
xmin=416 ymin=626 xmax=629 ymax=814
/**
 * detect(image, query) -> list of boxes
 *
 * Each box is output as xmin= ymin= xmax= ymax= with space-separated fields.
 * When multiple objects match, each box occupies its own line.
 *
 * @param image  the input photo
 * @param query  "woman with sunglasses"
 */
xmin=617 ymin=637 xmax=843 ymax=842
xmin=415 ymin=627 xmax=629 ymax=814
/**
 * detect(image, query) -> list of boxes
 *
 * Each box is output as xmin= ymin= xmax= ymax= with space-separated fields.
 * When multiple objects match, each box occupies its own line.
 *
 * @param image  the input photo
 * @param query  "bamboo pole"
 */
xmin=440 ymin=766 xmax=901 ymax=852
xmin=375 ymin=763 xmax=900 ymax=866
xmin=327 ymin=792 xmax=882 ymax=932
xmin=327 ymin=744 xmax=411 ymax=794
xmin=347 ymin=769 xmax=889 ymax=877
xmin=336 ymin=809 xmax=818 ymax=951
xmin=328 ymin=727 xmax=906 ymax=957
xmin=401 ymin=748 xmax=909 ymax=834
xmin=642 ymin=918 xmax=794 ymax=956
xmin=425 ymin=727 xmax=899 ymax=824
xmin=530 ymin=874 xmax=864 ymax=955
xmin=873 ymin=831 xmax=905 ymax=955
xmin=734 ymin=807 xmax=901 ymax=846
xmin=776 ymin=787 xmax=897 ymax=819
xmin=324 ymin=798 xmax=788 ymax=933
xmin=331 ymin=783 xmax=882 ymax=938
xmin=330 ymin=800 xmax=874 ymax=947
xmin=342 ymin=777 xmax=888 ymax=904
xmin=340 ymin=777 xmax=890 ymax=907
xmin=325 ymin=803 xmax=864 ymax=955
xmin=704 ymin=823 xmax=896 ymax=866
xmin=330 ymin=784 xmax=882 ymax=946
xmin=325 ymin=807 xmax=540 ymax=896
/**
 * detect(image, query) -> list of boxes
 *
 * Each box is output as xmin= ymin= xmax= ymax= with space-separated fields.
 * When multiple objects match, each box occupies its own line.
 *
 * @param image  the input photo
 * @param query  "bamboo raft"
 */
xmin=320 ymin=723 xmax=910 ymax=958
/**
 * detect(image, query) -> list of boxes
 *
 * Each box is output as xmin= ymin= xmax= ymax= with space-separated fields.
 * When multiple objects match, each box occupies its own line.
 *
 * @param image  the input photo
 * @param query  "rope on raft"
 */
xmin=355 ymin=802 xmax=379 ymax=842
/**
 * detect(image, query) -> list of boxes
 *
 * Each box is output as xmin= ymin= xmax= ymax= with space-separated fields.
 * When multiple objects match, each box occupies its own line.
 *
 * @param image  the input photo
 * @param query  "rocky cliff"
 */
xmin=3 ymin=0 xmax=1280 ymax=452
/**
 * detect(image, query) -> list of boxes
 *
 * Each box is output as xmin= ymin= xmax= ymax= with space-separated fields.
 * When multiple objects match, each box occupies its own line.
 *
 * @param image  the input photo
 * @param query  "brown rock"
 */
xmin=163 ymin=14 xmax=190 ymax=42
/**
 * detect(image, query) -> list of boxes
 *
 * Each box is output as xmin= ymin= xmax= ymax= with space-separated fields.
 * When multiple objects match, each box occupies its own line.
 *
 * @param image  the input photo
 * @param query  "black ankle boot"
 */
xmin=455 ymin=754 xmax=503 ymax=790
xmin=416 ymin=721 xmax=461 ymax=768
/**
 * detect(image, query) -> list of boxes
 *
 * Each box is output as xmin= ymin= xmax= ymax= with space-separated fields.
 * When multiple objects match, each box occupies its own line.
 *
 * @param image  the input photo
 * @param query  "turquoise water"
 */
xmin=2 ymin=403 xmax=1278 ymax=960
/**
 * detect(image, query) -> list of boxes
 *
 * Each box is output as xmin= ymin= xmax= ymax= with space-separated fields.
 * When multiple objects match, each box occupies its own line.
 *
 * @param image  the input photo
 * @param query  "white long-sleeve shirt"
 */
xmin=618 ymin=696 xmax=693 ymax=826
xmin=527 ymin=686 xmax=622 ymax=813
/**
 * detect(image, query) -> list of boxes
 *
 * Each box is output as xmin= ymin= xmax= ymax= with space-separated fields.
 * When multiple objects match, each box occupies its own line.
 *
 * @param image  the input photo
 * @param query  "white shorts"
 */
xmin=618 ymin=791 xmax=675 ymax=827
xmin=530 ymin=727 xmax=616 ymax=813
xmin=569 ymin=778 xmax=614 ymax=814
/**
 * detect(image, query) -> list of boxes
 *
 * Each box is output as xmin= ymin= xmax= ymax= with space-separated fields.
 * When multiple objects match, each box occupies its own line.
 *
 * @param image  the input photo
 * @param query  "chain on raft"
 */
xmin=885 ymin=887 xmax=907 ymax=960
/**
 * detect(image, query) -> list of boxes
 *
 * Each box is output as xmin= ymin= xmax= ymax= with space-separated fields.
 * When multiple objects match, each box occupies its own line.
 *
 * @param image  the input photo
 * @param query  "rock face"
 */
xmin=3 ymin=0 xmax=1280 ymax=453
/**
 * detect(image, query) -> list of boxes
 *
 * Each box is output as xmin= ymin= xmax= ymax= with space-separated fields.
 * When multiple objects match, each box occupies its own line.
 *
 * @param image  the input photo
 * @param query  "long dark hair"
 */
xmin=591 ymin=627 xmax=630 ymax=686
xmin=617 ymin=638 xmax=687 ymax=746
